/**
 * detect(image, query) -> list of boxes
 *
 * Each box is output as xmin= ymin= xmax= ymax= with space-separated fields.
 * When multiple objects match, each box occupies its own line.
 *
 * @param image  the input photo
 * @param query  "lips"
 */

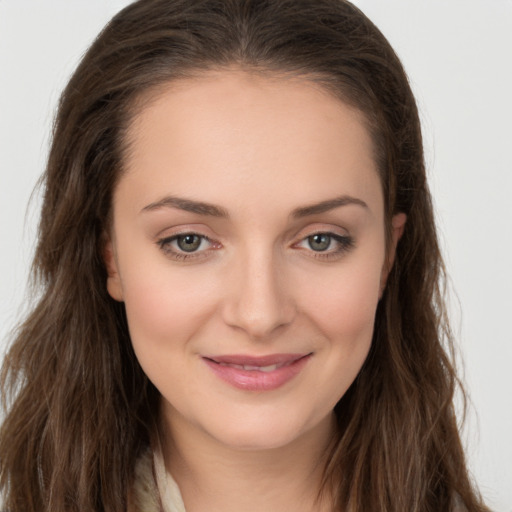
xmin=202 ymin=353 xmax=312 ymax=391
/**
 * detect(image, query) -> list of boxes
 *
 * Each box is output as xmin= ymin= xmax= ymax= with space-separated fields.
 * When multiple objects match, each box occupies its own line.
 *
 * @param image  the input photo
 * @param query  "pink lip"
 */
xmin=202 ymin=353 xmax=312 ymax=391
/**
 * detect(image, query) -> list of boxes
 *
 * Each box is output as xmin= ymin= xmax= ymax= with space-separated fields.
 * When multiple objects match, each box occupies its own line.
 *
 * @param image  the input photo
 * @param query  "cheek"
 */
xmin=118 ymin=255 xmax=218 ymax=358
xmin=296 ymin=260 xmax=382 ymax=412
xmin=300 ymin=257 xmax=383 ymax=342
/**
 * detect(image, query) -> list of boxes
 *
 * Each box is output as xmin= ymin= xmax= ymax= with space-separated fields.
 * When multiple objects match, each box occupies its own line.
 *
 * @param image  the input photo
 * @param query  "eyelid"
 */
xmin=291 ymin=225 xmax=355 ymax=260
xmin=153 ymin=222 xmax=215 ymax=239
xmin=155 ymin=223 xmax=355 ymax=262
xmin=156 ymin=230 xmax=222 ymax=261
xmin=295 ymin=232 xmax=354 ymax=250
xmin=292 ymin=221 xmax=349 ymax=236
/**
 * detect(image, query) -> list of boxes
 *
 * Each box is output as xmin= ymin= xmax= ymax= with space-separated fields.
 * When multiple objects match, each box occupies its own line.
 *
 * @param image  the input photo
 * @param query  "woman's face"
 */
xmin=105 ymin=71 xmax=405 ymax=451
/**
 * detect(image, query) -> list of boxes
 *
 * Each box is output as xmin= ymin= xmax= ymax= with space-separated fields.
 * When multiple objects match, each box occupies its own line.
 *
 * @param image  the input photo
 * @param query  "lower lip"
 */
xmin=203 ymin=355 xmax=311 ymax=391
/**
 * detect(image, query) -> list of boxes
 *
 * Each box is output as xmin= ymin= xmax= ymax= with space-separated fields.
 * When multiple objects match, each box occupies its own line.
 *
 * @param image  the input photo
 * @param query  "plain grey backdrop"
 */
xmin=1 ymin=1 xmax=511 ymax=510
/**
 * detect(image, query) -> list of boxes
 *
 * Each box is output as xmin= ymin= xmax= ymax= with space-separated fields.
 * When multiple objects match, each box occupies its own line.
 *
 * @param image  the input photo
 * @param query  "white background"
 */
xmin=0 ymin=1 xmax=511 ymax=510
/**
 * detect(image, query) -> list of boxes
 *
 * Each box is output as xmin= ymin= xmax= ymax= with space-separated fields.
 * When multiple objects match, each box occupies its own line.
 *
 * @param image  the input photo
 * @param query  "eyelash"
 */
xmin=156 ymin=231 xmax=355 ymax=261
xmin=294 ymin=233 xmax=355 ymax=260
xmin=157 ymin=233 xmax=217 ymax=261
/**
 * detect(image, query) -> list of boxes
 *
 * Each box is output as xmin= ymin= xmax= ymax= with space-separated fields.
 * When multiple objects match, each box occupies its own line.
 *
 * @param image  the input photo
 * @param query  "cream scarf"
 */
xmin=129 ymin=443 xmax=186 ymax=512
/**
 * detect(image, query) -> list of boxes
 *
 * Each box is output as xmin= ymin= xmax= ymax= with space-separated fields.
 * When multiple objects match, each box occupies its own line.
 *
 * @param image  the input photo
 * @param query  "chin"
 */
xmin=217 ymin=428 xmax=297 ymax=451
xmin=201 ymin=405 xmax=330 ymax=452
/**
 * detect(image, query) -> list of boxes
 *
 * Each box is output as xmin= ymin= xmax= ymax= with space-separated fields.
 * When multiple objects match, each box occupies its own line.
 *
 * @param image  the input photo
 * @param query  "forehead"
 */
xmin=118 ymin=70 xmax=382 ymax=217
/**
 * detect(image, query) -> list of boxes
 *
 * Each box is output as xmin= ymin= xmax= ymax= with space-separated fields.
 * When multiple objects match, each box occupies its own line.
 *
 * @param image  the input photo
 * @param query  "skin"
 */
xmin=105 ymin=70 xmax=406 ymax=512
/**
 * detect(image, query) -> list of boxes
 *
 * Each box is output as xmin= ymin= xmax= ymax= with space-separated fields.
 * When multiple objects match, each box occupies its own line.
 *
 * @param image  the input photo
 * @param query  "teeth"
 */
xmin=224 ymin=363 xmax=245 ymax=370
xmin=246 ymin=364 xmax=278 ymax=372
xmin=218 ymin=362 xmax=280 ymax=372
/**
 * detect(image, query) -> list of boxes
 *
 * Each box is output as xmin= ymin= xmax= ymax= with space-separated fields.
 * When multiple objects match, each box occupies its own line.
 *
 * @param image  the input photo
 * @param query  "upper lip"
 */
xmin=204 ymin=353 xmax=310 ymax=366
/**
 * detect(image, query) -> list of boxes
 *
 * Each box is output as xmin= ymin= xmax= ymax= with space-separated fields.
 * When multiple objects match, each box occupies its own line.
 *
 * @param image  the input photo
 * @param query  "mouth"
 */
xmin=202 ymin=353 xmax=312 ymax=391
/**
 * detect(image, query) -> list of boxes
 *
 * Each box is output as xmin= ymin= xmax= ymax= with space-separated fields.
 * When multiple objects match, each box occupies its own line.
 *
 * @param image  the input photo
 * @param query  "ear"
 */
xmin=103 ymin=235 xmax=124 ymax=302
xmin=379 ymin=212 xmax=407 ymax=297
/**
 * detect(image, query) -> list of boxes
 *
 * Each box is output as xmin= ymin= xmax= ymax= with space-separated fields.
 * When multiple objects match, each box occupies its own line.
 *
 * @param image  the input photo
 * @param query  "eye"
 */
xmin=307 ymin=233 xmax=333 ymax=252
xmin=175 ymin=234 xmax=203 ymax=252
xmin=157 ymin=232 xmax=218 ymax=260
xmin=295 ymin=232 xmax=354 ymax=258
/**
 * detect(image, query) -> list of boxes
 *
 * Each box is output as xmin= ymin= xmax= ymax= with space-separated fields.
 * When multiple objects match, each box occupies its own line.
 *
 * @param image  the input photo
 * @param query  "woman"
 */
xmin=0 ymin=0 xmax=490 ymax=511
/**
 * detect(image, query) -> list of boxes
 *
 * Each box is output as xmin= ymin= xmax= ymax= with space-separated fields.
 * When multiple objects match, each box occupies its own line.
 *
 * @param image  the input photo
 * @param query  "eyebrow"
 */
xmin=291 ymin=195 xmax=368 ymax=218
xmin=140 ymin=194 xmax=367 ymax=218
xmin=141 ymin=196 xmax=229 ymax=217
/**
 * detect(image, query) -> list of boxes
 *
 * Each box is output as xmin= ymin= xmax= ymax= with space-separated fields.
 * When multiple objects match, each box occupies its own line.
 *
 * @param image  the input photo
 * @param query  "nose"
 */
xmin=221 ymin=248 xmax=296 ymax=340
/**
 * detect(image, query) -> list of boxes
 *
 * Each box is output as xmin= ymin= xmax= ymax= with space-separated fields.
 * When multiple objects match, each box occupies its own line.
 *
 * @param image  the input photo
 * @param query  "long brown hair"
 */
xmin=0 ymin=1 xmax=489 ymax=511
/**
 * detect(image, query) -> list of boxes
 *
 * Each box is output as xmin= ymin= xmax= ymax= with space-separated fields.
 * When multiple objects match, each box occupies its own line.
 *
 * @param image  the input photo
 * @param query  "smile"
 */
xmin=217 ymin=362 xmax=283 ymax=372
xmin=202 ymin=353 xmax=312 ymax=391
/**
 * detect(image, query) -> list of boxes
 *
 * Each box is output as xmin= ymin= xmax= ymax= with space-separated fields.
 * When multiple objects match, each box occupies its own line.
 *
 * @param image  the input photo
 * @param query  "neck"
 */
xmin=158 ymin=408 xmax=336 ymax=512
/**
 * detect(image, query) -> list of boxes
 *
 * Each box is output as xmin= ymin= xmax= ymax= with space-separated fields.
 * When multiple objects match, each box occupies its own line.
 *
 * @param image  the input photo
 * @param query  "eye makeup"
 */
xmin=157 ymin=232 xmax=220 ymax=261
xmin=156 ymin=229 xmax=355 ymax=263
xmin=295 ymin=232 xmax=355 ymax=260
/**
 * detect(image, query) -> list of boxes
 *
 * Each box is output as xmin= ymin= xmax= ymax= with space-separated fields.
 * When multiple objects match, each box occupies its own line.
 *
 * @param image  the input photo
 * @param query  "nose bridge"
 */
xmin=223 ymin=242 xmax=295 ymax=339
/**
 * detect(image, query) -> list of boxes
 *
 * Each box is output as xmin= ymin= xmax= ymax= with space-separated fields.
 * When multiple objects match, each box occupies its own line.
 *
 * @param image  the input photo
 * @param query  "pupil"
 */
xmin=309 ymin=234 xmax=330 ymax=251
xmin=177 ymin=234 xmax=201 ymax=252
